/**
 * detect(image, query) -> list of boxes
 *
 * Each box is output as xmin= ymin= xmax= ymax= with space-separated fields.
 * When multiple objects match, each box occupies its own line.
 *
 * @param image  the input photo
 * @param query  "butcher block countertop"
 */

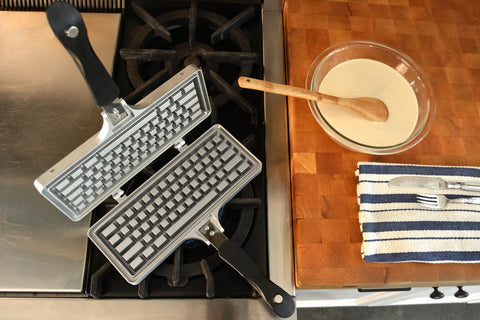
xmin=284 ymin=0 xmax=480 ymax=289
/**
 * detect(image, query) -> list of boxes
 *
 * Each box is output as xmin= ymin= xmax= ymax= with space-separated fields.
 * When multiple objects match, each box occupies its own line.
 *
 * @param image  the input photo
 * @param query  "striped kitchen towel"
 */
xmin=357 ymin=162 xmax=480 ymax=263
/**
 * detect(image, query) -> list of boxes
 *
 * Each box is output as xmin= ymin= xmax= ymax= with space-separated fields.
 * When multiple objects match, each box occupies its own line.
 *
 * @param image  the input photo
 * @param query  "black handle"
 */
xmin=429 ymin=287 xmax=444 ymax=299
xmin=454 ymin=286 xmax=469 ymax=298
xmin=46 ymin=2 xmax=119 ymax=106
xmin=218 ymin=240 xmax=295 ymax=318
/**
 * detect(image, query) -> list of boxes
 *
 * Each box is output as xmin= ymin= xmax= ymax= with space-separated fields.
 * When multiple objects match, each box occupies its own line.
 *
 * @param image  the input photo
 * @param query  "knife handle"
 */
xmin=46 ymin=2 xmax=119 ymax=106
xmin=459 ymin=183 xmax=480 ymax=192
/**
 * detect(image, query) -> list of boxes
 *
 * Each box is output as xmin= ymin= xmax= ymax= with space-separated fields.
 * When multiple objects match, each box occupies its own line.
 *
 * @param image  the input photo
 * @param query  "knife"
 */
xmin=388 ymin=176 xmax=480 ymax=192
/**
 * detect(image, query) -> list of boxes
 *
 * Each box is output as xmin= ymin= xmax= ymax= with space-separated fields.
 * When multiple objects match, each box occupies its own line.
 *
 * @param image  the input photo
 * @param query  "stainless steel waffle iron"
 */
xmin=34 ymin=2 xmax=295 ymax=317
xmin=34 ymin=2 xmax=211 ymax=222
xmin=88 ymin=124 xmax=295 ymax=317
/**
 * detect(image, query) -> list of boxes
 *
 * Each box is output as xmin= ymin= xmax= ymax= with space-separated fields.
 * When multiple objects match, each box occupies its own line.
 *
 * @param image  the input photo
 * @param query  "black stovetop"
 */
xmin=86 ymin=0 xmax=267 ymax=300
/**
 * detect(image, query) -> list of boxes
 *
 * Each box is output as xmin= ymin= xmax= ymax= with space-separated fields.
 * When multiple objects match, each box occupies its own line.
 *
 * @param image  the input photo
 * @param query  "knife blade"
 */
xmin=388 ymin=176 xmax=480 ymax=192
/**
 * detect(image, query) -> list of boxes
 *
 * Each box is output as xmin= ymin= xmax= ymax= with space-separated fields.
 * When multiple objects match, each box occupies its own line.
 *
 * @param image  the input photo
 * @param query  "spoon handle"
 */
xmin=238 ymin=76 xmax=337 ymax=104
xmin=238 ymin=76 xmax=388 ymax=122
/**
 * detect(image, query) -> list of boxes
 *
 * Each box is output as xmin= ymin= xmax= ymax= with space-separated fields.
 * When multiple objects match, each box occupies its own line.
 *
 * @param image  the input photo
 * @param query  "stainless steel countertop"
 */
xmin=0 ymin=11 xmax=121 ymax=292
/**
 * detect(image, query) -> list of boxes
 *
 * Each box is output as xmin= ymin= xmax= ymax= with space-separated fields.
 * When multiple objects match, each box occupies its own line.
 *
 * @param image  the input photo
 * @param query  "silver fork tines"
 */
xmin=416 ymin=194 xmax=480 ymax=209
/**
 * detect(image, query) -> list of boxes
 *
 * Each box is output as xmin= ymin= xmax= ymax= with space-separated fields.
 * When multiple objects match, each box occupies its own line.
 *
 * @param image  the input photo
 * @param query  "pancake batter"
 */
xmin=317 ymin=58 xmax=418 ymax=147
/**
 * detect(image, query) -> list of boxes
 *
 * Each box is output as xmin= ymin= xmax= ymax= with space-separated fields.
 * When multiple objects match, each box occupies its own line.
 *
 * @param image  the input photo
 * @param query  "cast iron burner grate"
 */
xmin=120 ymin=0 xmax=259 ymax=125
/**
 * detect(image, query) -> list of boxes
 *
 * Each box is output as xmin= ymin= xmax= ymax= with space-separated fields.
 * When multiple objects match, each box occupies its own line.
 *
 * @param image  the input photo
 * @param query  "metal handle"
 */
xmin=461 ymin=183 xmax=480 ymax=192
xmin=461 ymin=197 xmax=480 ymax=205
xmin=200 ymin=220 xmax=295 ymax=318
xmin=46 ymin=2 xmax=119 ymax=106
xmin=218 ymin=240 xmax=295 ymax=318
xmin=450 ymin=196 xmax=480 ymax=205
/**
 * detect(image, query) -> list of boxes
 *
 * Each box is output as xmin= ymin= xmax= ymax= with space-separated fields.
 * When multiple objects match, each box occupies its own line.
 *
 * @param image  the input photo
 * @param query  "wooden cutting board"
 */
xmin=284 ymin=0 xmax=480 ymax=288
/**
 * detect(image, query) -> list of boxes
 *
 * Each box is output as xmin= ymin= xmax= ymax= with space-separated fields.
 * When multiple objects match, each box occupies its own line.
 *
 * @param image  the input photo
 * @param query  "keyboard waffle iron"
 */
xmin=35 ymin=3 xmax=210 ymax=222
xmin=88 ymin=125 xmax=294 ymax=317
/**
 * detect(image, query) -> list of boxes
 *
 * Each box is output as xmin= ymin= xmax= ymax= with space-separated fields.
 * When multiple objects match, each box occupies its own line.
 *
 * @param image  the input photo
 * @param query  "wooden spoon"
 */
xmin=238 ymin=76 xmax=389 ymax=122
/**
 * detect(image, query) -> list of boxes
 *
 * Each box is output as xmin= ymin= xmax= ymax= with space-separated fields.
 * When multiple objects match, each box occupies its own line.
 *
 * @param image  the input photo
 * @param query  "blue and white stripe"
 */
xmin=357 ymin=162 xmax=480 ymax=263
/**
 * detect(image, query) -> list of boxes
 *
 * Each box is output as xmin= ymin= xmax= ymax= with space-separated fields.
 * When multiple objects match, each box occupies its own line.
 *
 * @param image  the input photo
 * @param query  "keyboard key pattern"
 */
xmin=88 ymin=125 xmax=262 ymax=284
xmin=46 ymin=79 xmax=208 ymax=221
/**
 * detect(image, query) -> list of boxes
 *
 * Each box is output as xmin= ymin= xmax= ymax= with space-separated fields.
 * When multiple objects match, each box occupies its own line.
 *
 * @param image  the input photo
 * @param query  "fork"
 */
xmin=416 ymin=194 xmax=480 ymax=209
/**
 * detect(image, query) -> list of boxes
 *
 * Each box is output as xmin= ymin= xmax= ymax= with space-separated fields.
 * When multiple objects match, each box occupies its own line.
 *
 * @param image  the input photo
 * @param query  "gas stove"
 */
xmin=0 ymin=0 xmax=293 ymax=318
xmin=85 ymin=0 xmax=267 ymax=300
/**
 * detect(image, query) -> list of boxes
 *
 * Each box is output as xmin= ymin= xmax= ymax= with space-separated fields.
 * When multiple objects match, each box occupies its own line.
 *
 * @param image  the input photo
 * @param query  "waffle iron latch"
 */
xmin=111 ymin=189 xmax=126 ymax=203
xmin=174 ymin=138 xmax=188 ymax=152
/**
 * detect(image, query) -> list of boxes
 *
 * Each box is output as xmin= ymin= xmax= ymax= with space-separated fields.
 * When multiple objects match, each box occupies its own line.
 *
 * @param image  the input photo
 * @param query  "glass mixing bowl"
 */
xmin=306 ymin=40 xmax=435 ymax=155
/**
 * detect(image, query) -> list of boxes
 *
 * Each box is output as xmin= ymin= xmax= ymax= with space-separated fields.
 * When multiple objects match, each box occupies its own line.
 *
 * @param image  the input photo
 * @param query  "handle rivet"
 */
xmin=65 ymin=26 xmax=79 ymax=38
xmin=209 ymin=231 xmax=215 ymax=237
xmin=273 ymin=294 xmax=283 ymax=304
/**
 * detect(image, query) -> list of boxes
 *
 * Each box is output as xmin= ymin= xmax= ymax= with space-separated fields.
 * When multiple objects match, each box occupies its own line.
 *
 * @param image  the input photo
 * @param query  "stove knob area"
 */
xmin=454 ymin=286 xmax=469 ymax=299
xmin=429 ymin=287 xmax=444 ymax=299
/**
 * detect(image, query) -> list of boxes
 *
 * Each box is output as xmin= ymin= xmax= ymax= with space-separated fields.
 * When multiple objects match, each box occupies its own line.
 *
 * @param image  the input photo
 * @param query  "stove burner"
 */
xmin=120 ymin=0 xmax=259 ymax=116
xmin=87 ymin=0 xmax=266 ymax=301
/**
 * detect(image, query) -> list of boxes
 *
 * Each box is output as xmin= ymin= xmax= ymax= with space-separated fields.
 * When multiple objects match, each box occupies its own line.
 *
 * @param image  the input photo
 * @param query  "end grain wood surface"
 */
xmin=284 ymin=0 xmax=480 ymax=288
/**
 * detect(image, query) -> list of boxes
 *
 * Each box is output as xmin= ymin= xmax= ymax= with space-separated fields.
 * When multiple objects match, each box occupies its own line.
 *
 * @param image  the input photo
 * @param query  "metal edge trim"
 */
xmin=262 ymin=1 xmax=295 ymax=297
xmin=0 ymin=297 xmax=296 ymax=320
